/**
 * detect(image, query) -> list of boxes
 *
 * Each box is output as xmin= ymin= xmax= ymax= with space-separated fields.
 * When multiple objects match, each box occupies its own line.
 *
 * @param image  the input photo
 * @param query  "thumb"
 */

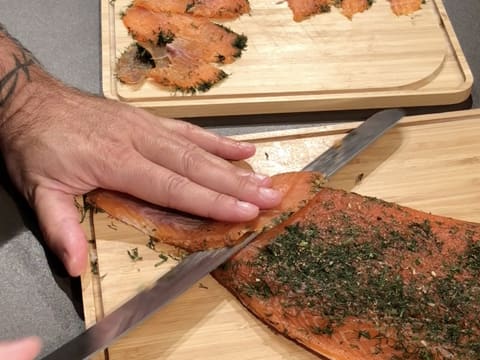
xmin=33 ymin=188 xmax=88 ymax=277
xmin=0 ymin=337 xmax=42 ymax=360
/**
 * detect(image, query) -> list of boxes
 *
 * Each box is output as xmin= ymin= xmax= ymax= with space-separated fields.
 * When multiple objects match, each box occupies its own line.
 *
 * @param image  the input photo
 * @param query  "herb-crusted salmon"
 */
xmin=86 ymin=170 xmax=479 ymax=359
xmin=133 ymin=0 xmax=251 ymax=19
xmin=87 ymin=172 xmax=321 ymax=252
xmin=213 ymin=186 xmax=480 ymax=359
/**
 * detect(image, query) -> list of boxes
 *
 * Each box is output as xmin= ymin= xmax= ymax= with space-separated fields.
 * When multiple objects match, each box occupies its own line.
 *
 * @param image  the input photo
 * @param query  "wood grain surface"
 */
xmin=82 ymin=108 xmax=480 ymax=359
xmin=101 ymin=0 xmax=472 ymax=117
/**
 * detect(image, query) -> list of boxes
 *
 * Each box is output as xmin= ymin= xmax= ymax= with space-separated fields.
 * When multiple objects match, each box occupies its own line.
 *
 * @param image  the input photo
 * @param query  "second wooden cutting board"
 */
xmin=101 ymin=0 xmax=472 ymax=117
xmin=82 ymin=109 xmax=480 ymax=359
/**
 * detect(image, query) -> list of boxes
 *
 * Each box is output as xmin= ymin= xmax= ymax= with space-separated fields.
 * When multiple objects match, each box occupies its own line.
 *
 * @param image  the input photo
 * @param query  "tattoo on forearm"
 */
xmin=0 ymin=23 xmax=38 ymax=108
xmin=0 ymin=52 xmax=34 ymax=107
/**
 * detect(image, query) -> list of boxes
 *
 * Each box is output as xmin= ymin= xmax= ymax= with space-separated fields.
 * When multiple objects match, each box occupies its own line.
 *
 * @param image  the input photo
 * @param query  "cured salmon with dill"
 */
xmin=214 ymin=186 xmax=480 ymax=359
xmin=117 ymin=5 xmax=247 ymax=92
xmin=122 ymin=6 xmax=246 ymax=64
xmin=88 ymin=171 xmax=480 ymax=359
xmin=133 ymin=0 xmax=250 ymax=19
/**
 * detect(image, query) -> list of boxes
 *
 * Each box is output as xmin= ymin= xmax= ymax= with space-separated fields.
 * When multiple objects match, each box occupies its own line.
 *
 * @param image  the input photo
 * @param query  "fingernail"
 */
xmin=251 ymin=173 xmax=271 ymax=184
xmin=259 ymin=187 xmax=282 ymax=201
xmin=237 ymin=170 xmax=271 ymax=185
xmin=235 ymin=200 xmax=259 ymax=217
xmin=238 ymin=141 xmax=255 ymax=151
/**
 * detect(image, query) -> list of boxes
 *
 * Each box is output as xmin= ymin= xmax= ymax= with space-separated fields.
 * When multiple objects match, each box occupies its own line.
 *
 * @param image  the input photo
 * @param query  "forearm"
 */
xmin=0 ymin=23 xmax=58 ymax=127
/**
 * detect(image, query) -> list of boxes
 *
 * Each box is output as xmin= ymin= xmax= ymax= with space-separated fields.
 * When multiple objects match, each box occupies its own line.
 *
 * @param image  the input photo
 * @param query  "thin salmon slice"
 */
xmin=213 ymin=186 xmax=480 ymax=359
xmin=122 ymin=6 xmax=247 ymax=64
xmin=87 ymin=172 xmax=323 ymax=252
xmin=118 ymin=6 xmax=247 ymax=91
xmin=389 ymin=0 xmax=422 ymax=16
xmin=116 ymin=43 xmax=154 ymax=85
xmin=148 ymin=45 xmax=228 ymax=93
xmin=134 ymin=0 xmax=250 ymax=19
xmin=116 ymin=38 xmax=228 ymax=91
xmin=339 ymin=0 xmax=371 ymax=19
xmin=287 ymin=0 xmax=332 ymax=22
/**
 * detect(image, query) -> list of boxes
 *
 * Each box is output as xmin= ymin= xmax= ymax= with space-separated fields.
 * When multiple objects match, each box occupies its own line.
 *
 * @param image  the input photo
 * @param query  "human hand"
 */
xmin=0 ymin=337 xmax=42 ymax=360
xmin=0 ymin=76 xmax=282 ymax=277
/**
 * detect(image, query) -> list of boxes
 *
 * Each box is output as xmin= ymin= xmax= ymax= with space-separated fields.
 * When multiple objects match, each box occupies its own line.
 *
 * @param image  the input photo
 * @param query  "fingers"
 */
xmin=132 ymin=117 xmax=259 ymax=181
xmin=129 ymin=122 xmax=279 ymax=207
xmin=107 ymin=156 xmax=280 ymax=222
xmin=150 ymin=117 xmax=257 ymax=161
xmin=0 ymin=337 xmax=42 ymax=360
xmin=132 ymin=136 xmax=274 ymax=196
xmin=32 ymin=188 xmax=88 ymax=277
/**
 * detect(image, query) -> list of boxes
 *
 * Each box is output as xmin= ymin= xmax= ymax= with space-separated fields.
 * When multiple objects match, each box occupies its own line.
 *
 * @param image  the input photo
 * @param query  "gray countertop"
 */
xmin=0 ymin=1 xmax=478 ymax=358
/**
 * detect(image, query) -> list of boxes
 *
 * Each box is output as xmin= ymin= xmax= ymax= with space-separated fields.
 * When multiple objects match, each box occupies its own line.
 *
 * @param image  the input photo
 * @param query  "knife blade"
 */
xmin=42 ymin=108 xmax=405 ymax=360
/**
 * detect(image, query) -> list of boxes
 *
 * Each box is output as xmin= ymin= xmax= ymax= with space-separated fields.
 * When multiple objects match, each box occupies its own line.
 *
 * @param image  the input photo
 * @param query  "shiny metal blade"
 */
xmin=303 ymin=108 xmax=405 ymax=177
xmin=42 ymin=232 xmax=258 ymax=360
xmin=42 ymin=108 xmax=404 ymax=360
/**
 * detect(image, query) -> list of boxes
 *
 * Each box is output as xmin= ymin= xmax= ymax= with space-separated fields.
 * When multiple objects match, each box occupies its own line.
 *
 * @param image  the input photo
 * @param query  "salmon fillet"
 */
xmin=87 ymin=171 xmax=479 ymax=358
xmin=87 ymin=172 xmax=323 ymax=252
xmin=133 ymin=0 xmax=251 ymax=19
xmin=213 ymin=186 xmax=480 ymax=359
xmin=389 ymin=0 xmax=422 ymax=16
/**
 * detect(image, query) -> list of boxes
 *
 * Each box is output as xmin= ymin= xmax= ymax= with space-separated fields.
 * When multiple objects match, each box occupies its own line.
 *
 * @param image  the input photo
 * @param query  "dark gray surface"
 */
xmin=0 ymin=0 xmax=478 ymax=358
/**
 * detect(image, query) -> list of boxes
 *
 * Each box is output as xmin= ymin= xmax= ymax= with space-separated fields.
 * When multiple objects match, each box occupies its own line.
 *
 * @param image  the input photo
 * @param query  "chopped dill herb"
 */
xmin=185 ymin=1 xmax=195 ymax=12
xmin=146 ymin=237 xmax=157 ymax=251
xmin=127 ymin=248 xmax=143 ymax=262
xmin=157 ymin=31 xmax=175 ymax=46
xmin=135 ymin=43 xmax=155 ymax=67
xmin=233 ymin=34 xmax=248 ymax=52
xmin=355 ymin=172 xmax=364 ymax=184
xmin=154 ymin=253 xmax=169 ymax=267
xmin=107 ymin=222 xmax=118 ymax=231
xmin=90 ymin=259 xmax=99 ymax=275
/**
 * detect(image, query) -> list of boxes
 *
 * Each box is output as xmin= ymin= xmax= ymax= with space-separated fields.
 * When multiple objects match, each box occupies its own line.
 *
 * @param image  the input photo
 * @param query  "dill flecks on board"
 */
xmin=241 ymin=208 xmax=480 ymax=358
xmin=127 ymin=247 xmax=143 ymax=262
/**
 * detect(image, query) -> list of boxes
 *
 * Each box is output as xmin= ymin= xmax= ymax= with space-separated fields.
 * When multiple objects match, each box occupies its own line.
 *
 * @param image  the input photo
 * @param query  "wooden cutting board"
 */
xmin=82 ymin=109 xmax=480 ymax=359
xmin=101 ymin=0 xmax=472 ymax=117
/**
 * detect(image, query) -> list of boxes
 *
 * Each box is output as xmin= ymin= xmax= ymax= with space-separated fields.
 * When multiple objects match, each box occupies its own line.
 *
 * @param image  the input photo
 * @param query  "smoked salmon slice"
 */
xmin=339 ymin=0 xmax=371 ymax=19
xmin=122 ymin=6 xmax=247 ymax=64
xmin=148 ymin=48 xmax=228 ymax=94
xmin=117 ymin=5 xmax=247 ymax=92
xmin=213 ymin=186 xmax=480 ymax=359
xmin=286 ymin=0 xmax=421 ymax=22
xmin=116 ymin=43 xmax=154 ymax=85
xmin=389 ymin=0 xmax=422 ymax=16
xmin=116 ymin=39 xmax=229 ymax=92
xmin=133 ymin=0 xmax=251 ymax=19
xmin=287 ymin=0 xmax=332 ymax=22
xmin=87 ymin=172 xmax=322 ymax=252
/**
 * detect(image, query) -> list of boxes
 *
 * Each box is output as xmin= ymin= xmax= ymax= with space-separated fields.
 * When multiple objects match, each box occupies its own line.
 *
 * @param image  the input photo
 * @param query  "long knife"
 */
xmin=42 ymin=108 xmax=405 ymax=360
